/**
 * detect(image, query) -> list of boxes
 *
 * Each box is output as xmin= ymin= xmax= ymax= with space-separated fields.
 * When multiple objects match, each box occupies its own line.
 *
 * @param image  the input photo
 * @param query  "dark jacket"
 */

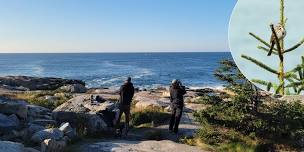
xmin=119 ymin=82 xmax=135 ymax=105
xmin=170 ymin=85 xmax=186 ymax=107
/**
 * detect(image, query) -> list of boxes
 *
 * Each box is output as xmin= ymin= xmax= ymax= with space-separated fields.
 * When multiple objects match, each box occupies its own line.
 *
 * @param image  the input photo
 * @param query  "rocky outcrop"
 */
xmin=0 ymin=97 xmax=28 ymax=120
xmin=52 ymin=95 xmax=117 ymax=134
xmin=0 ymin=76 xmax=85 ymax=91
xmin=59 ymin=84 xmax=87 ymax=93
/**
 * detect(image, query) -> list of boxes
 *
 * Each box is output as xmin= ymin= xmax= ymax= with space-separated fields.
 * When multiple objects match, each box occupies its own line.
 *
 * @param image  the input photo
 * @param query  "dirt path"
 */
xmin=71 ymin=112 xmax=205 ymax=152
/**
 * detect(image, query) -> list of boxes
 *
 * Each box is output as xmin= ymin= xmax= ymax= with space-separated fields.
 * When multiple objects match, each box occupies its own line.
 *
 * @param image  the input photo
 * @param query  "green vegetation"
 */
xmin=131 ymin=108 xmax=170 ymax=127
xmin=10 ymin=90 xmax=72 ymax=109
xmin=241 ymin=0 xmax=304 ymax=95
xmin=193 ymin=59 xmax=304 ymax=151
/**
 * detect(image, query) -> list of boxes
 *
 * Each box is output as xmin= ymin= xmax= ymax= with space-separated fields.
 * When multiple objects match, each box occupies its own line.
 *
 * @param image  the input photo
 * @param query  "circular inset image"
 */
xmin=229 ymin=0 xmax=304 ymax=95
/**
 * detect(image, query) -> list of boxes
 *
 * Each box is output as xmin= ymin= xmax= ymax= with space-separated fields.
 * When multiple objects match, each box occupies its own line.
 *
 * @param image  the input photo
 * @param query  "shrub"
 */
xmin=196 ymin=95 xmax=222 ymax=105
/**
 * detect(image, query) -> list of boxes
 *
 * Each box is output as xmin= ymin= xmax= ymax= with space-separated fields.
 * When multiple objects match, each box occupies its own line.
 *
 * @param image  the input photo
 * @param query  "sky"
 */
xmin=229 ymin=0 xmax=304 ymax=93
xmin=0 ymin=0 xmax=236 ymax=53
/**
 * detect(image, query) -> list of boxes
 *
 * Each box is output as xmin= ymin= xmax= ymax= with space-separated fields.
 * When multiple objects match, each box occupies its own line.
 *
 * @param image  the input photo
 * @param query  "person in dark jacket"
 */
xmin=169 ymin=79 xmax=186 ymax=134
xmin=116 ymin=77 xmax=134 ymax=135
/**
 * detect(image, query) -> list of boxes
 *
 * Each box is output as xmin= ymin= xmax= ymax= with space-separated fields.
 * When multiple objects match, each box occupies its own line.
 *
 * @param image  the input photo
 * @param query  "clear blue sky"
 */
xmin=0 ymin=0 xmax=236 ymax=53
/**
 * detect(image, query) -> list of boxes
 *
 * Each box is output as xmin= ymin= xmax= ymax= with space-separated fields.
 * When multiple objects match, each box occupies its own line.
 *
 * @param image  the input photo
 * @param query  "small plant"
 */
xmin=241 ymin=0 xmax=304 ymax=95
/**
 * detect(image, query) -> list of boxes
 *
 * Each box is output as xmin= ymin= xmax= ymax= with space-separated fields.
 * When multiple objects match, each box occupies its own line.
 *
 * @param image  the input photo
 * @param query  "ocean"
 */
xmin=0 ymin=52 xmax=232 ymax=89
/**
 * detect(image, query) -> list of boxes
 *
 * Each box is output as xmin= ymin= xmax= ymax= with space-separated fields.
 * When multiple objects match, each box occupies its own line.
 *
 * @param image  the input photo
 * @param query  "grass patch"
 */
xmin=8 ymin=91 xmax=73 ymax=109
xmin=218 ymin=142 xmax=256 ymax=152
xmin=131 ymin=108 xmax=170 ymax=127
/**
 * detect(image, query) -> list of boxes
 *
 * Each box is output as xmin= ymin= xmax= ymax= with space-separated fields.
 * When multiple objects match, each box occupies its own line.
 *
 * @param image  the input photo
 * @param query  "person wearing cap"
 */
xmin=169 ymin=79 xmax=186 ymax=134
xmin=116 ymin=77 xmax=134 ymax=136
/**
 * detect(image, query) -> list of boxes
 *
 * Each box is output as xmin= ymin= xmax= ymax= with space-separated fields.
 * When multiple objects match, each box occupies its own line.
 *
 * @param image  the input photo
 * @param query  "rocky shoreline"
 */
xmin=0 ymin=76 xmax=301 ymax=152
xmin=0 ymin=76 xmax=224 ymax=152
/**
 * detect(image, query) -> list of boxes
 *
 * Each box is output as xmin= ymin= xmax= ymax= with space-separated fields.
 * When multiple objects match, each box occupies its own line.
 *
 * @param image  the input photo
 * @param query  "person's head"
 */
xmin=171 ymin=79 xmax=179 ymax=87
xmin=125 ymin=77 xmax=132 ymax=83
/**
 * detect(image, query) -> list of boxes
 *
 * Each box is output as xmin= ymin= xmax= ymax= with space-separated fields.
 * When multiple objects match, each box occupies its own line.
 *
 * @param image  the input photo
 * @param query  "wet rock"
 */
xmin=31 ymin=128 xmax=63 ymax=143
xmin=41 ymin=138 xmax=66 ymax=152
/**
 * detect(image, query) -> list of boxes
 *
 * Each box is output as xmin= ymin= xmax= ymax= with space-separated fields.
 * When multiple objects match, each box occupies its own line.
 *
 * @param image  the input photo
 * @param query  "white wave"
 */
xmin=31 ymin=65 xmax=44 ymax=75
xmin=132 ymin=68 xmax=154 ymax=79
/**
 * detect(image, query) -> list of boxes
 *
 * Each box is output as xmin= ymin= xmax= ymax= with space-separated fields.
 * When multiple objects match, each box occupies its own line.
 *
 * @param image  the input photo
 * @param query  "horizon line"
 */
xmin=0 ymin=50 xmax=230 ymax=54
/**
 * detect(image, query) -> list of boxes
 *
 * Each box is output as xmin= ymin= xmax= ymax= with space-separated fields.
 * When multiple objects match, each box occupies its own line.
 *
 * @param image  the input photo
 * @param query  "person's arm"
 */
xmin=119 ymin=85 xmax=124 ymax=95
xmin=131 ymin=86 xmax=135 ymax=98
xmin=181 ymin=86 xmax=186 ymax=95
xmin=169 ymin=87 xmax=173 ymax=102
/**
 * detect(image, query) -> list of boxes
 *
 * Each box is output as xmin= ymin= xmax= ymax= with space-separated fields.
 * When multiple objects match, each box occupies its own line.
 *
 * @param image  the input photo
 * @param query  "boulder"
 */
xmin=59 ymin=84 xmax=87 ymax=93
xmin=0 ymin=97 xmax=27 ymax=119
xmin=41 ymin=138 xmax=66 ymax=152
xmin=0 ymin=76 xmax=85 ymax=91
xmin=27 ymin=123 xmax=46 ymax=136
xmin=31 ymin=128 xmax=63 ymax=143
xmin=0 ymin=114 xmax=20 ymax=131
xmin=59 ymin=122 xmax=76 ymax=139
xmin=27 ymin=105 xmax=52 ymax=120
xmin=87 ymin=112 xmax=107 ymax=134
xmin=52 ymin=95 xmax=115 ymax=133
xmin=0 ymin=141 xmax=24 ymax=152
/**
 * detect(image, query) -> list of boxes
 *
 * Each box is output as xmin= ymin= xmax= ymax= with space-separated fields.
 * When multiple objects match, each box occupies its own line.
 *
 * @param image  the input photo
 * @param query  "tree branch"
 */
xmin=284 ymin=38 xmax=304 ymax=53
xmin=257 ymin=46 xmax=279 ymax=55
xmin=249 ymin=33 xmax=277 ymax=51
xmin=241 ymin=54 xmax=279 ymax=75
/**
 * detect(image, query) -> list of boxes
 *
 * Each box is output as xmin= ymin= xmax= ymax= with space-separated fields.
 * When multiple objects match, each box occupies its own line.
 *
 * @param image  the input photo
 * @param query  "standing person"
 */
xmin=116 ymin=77 xmax=134 ymax=136
xmin=169 ymin=79 xmax=186 ymax=134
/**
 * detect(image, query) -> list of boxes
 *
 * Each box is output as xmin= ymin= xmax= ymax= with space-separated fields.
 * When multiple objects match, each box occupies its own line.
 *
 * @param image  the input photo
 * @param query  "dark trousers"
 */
xmin=169 ymin=105 xmax=183 ymax=133
xmin=116 ymin=104 xmax=131 ymax=133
